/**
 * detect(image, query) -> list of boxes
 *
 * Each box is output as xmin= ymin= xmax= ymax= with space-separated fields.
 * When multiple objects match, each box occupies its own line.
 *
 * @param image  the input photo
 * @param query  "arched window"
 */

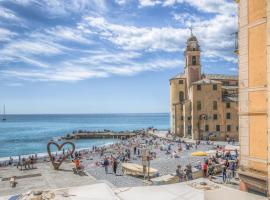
xmin=192 ymin=56 xmax=196 ymax=65
xmin=179 ymin=91 xmax=184 ymax=102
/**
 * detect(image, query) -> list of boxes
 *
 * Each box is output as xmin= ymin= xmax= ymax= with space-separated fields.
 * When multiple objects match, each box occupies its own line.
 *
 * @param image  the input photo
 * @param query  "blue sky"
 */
xmin=0 ymin=0 xmax=237 ymax=114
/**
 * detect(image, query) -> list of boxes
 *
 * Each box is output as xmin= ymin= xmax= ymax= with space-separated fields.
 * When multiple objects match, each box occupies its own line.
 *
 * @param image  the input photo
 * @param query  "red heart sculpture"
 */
xmin=47 ymin=141 xmax=75 ymax=170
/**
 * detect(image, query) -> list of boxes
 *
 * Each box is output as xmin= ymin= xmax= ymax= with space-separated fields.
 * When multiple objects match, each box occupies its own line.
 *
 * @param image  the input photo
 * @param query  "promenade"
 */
xmin=0 ymin=162 xmax=96 ymax=197
xmin=0 ymin=131 xmax=240 ymax=197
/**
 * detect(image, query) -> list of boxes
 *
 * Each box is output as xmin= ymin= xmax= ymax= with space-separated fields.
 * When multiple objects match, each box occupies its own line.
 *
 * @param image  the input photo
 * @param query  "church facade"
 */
xmin=169 ymin=34 xmax=239 ymax=141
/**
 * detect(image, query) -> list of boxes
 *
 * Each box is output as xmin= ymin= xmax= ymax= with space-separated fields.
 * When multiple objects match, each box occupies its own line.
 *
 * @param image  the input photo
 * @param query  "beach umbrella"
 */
xmin=191 ymin=151 xmax=208 ymax=156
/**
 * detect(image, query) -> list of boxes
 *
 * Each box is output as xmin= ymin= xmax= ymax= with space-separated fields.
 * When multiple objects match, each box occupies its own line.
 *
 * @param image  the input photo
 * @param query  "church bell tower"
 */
xmin=184 ymin=29 xmax=201 ymax=89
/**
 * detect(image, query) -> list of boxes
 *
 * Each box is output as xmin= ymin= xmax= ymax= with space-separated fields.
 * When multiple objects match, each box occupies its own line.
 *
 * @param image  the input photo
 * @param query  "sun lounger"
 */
xmin=122 ymin=163 xmax=158 ymax=177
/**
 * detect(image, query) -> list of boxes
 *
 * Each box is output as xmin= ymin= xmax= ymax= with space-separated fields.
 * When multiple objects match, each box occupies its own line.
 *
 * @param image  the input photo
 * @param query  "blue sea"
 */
xmin=0 ymin=113 xmax=169 ymax=158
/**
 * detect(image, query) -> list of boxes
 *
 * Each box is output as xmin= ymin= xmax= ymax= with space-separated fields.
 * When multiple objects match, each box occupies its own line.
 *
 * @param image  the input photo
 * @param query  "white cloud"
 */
xmin=0 ymin=48 xmax=182 ymax=82
xmin=13 ymin=0 xmax=108 ymax=17
xmin=139 ymin=0 xmax=236 ymax=16
xmin=1 ymin=40 xmax=63 ymax=56
xmin=1 ymin=67 xmax=108 ymax=82
xmin=83 ymin=16 xmax=189 ymax=52
xmin=0 ymin=6 xmax=21 ymax=21
xmin=0 ymin=28 xmax=16 ymax=42
xmin=115 ymin=0 xmax=128 ymax=5
xmin=186 ymin=0 xmax=236 ymax=15
xmin=45 ymin=26 xmax=92 ymax=44
xmin=82 ymin=15 xmax=236 ymax=63
xmin=229 ymin=67 xmax=238 ymax=72
xmin=139 ymin=0 xmax=161 ymax=7
xmin=0 ymin=0 xmax=237 ymax=83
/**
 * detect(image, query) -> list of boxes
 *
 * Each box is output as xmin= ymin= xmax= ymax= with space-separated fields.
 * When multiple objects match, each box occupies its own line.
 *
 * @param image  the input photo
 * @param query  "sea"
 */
xmin=0 ymin=113 xmax=169 ymax=158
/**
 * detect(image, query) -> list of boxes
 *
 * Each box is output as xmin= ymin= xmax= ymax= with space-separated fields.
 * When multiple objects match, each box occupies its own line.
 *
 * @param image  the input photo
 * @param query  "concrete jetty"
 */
xmin=61 ymin=131 xmax=138 ymax=140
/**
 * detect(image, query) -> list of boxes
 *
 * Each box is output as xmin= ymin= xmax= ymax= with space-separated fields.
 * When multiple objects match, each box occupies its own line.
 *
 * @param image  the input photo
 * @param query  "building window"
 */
xmin=181 ymin=116 xmax=184 ymax=120
xmin=197 ymin=85 xmax=201 ymax=91
xmin=226 ymin=113 xmax=231 ymax=119
xmin=213 ymin=84 xmax=217 ymax=90
xmin=205 ymin=125 xmax=209 ymax=131
xmin=226 ymin=102 xmax=230 ymax=108
xmin=179 ymin=80 xmax=184 ymax=84
xmin=223 ymin=81 xmax=229 ymax=86
xmin=179 ymin=91 xmax=184 ymax=102
xmin=216 ymin=125 xmax=220 ymax=132
xmin=188 ymin=116 xmax=191 ymax=121
xmin=213 ymin=101 xmax=217 ymax=110
xmin=227 ymin=125 xmax=231 ymax=132
xmin=236 ymin=126 xmax=238 ymax=131
xmin=197 ymin=101 xmax=202 ymax=110
xmin=213 ymin=114 xmax=218 ymax=120
xmin=192 ymin=56 xmax=196 ymax=65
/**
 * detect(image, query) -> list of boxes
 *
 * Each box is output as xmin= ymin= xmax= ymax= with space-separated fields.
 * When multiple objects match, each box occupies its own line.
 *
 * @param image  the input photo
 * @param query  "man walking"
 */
xmin=113 ymin=158 xmax=118 ymax=175
xmin=103 ymin=157 xmax=109 ymax=174
xmin=222 ymin=164 xmax=227 ymax=183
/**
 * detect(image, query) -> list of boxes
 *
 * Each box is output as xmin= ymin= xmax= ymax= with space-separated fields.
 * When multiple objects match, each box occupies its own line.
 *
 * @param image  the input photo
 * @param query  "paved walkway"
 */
xmin=0 ymin=161 xmax=96 ymax=197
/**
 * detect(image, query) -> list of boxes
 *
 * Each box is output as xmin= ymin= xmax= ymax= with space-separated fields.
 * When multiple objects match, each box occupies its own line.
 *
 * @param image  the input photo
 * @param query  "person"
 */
xmin=185 ymin=164 xmax=193 ymax=180
xmin=134 ymin=146 xmax=137 ymax=155
xmin=224 ymin=159 xmax=230 ymax=168
xmin=103 ymin=157 xmax=109 ymax=174
xmin=207 ymin=162 xmax=214 ymax=180
xmin=30 ymin=155 xmax=34 ymax=169
xmin=222 ymin=164 xmax=227 ymax=183
xmin=72 ymin=158 xmax=81 ymax=170
xmin=113 ymin=158 xmax=118 ymax=175
xmin=203 ymin=162 xmax=208 ymax=177
xmin=176 ymin=165 xmax=184 ymax=182
xmin=230 ymin=161 xmax=236 ymax=178
xmin=8 ymin=157 xmax=13 ymax=166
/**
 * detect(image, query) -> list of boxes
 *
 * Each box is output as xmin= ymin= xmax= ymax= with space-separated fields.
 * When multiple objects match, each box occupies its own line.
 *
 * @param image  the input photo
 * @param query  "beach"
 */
xmin=0 ymin=130 xmax=239 ymax=197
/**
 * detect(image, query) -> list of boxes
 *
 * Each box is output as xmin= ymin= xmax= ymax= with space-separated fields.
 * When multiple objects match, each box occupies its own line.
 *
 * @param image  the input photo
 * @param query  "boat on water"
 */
xmin=2 ymin=104 xmax=6 ymax=121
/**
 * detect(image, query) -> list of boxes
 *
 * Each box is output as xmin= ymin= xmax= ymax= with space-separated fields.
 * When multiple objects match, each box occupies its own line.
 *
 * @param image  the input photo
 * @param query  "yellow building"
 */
xmin=236 ymin=0 xmax=270 ymax=195
xmin=170 ymin=34 xmax=239 ymax=141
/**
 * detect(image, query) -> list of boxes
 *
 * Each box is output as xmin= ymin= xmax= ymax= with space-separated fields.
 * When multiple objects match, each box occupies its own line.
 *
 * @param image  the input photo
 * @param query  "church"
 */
xmin=169 ymin=32 xmax=238 ymax=141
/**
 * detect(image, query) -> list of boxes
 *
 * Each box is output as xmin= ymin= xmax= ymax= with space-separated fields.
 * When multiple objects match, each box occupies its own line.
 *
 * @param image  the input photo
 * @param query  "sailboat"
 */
xmin=2 ymin=104 xmax=6 ymax=121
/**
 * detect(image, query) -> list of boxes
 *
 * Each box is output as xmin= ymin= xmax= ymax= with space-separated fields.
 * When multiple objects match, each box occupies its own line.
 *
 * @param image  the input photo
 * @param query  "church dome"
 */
xmin=186 ymin=34 xmax=200 ymax=51
xmin=188 ymin=35 xmax=198 ymax=42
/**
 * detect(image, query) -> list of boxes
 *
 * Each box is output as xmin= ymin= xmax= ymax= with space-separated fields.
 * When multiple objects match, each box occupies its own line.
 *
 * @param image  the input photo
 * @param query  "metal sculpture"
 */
xmin=47 ymin=141 xmax=75 ymax=170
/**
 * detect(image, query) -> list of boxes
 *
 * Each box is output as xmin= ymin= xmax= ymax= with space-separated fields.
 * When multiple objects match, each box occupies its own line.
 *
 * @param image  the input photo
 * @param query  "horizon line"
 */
xmin=3 ymin=112 xmax=170 ymax=115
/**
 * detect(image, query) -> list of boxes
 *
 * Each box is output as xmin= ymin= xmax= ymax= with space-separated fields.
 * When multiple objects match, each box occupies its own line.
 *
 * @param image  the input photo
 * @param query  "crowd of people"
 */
xmin=0 ymin=130 xmax=239 ymax=186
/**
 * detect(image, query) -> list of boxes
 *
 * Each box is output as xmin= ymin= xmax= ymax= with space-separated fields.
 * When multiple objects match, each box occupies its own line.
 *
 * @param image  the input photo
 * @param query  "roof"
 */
xmin=116 ymin=178 xmax=266 ymax=200
xmin=223 ymin=96 xmax=238 ymax=102
xmin=5 ymin=179 xmax=266 ymax=200
xmin=222 ymin=86 xmax=238 ymax=90
xmin=193 ymin=78 xmax=221 ymax=85
xmin=170 ymin=73 xmax=238 ymax=81
xmin=205 ymin=74 xmax=238 ymax=80
xmin=188 ymin=35 xmax=198 ymax=42
xmin=170 ymin=73 xmax=186 ymax=80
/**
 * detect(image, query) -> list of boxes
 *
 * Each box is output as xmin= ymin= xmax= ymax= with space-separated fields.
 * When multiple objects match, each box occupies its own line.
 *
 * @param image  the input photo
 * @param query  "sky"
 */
xmin=0 ymin=0 xmax=238 ymax=114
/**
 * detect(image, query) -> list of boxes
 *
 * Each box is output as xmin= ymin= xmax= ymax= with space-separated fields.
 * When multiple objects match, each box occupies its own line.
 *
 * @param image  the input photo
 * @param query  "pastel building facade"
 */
xmin=170 ymin=34 xmax=239 ymax=141
xmin=236 ymin=0 xmax=270 ymax=196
